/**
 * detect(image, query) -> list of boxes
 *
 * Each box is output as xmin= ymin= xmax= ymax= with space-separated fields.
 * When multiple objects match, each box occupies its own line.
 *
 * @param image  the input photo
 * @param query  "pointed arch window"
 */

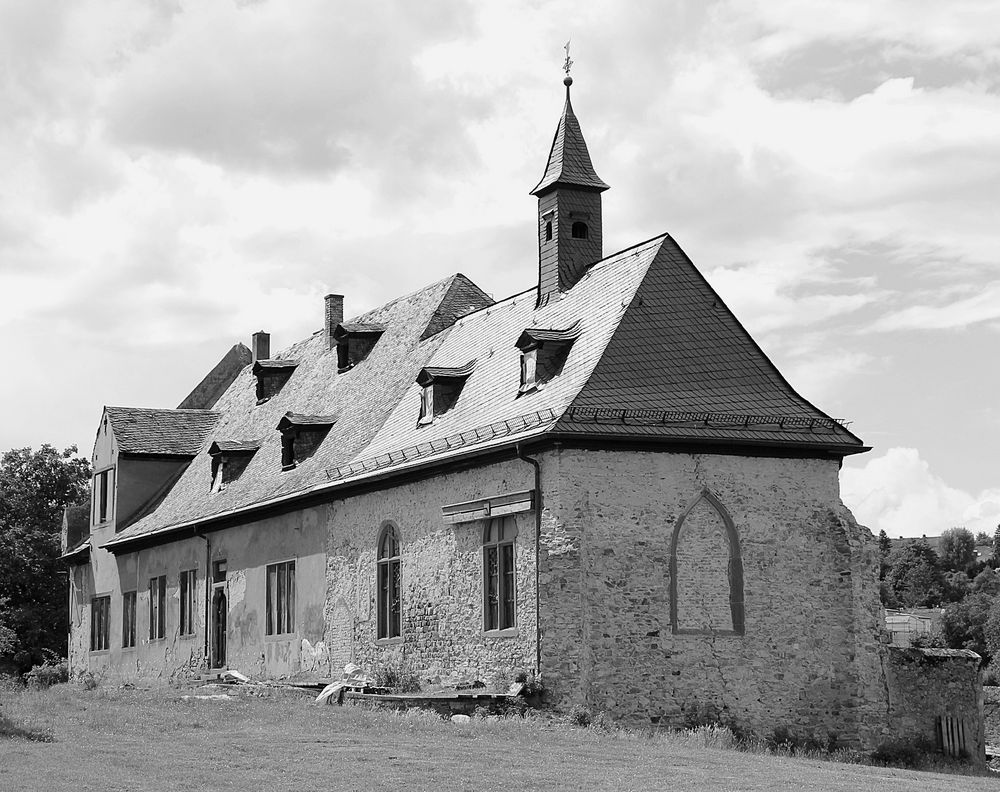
xmin=545 ymin=221 xmax=553 ymax=241
xmin=377 ymin=523 xmax=401 ymax=640
xmin=669 ymin=489 xmax=745 ymax=636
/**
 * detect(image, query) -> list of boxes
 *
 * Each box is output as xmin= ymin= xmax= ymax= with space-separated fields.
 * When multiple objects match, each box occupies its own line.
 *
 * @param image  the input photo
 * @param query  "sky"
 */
xmin=1 ymin=0 xmax=998 ymax=538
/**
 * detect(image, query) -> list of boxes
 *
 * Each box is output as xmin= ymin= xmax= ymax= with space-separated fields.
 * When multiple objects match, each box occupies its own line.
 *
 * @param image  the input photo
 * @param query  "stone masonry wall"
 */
xmin=537 ymin=447 xmax=885 ymax=747
xmin=324 ymin=458 xmax=537 ymax=686
xmin=880 ymin=647 xmax=985 ymax=766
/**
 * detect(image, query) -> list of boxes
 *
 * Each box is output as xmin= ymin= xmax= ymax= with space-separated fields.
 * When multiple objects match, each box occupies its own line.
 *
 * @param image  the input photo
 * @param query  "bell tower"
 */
xmin=530 ymin=56 xmax=609 ymax=306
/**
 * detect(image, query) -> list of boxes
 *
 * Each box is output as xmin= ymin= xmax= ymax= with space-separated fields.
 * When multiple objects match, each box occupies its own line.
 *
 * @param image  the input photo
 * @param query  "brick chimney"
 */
xmin=325 ymin=294 xmax=344 ymax=350
xmin=251 ymin=331 xmax=270 ymax=362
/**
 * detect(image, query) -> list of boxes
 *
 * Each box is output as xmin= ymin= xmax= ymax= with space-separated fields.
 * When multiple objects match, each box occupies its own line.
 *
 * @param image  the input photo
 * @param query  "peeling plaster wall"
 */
xmin=69 ymin=506 xmax=327 ymax=683
xmin=537 ymin=447 xmax=886 ymax=748
xmin=325 ymin=458 xmax=537 ymax=685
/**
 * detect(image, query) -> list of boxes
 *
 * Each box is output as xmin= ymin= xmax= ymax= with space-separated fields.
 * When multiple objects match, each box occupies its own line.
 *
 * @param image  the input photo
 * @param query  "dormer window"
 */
xmin=516 ymin=320 xmax=581 ymax=393
xmin=276 ymin=413 xmax=336 ymax=470
xmin=416 ymin=360 xmax=476 ymax=425
xmin=571 ymin=222 xmax=588 ymax=239
xmin=208 ymin=440 xmax=260 ymax=493
xmin=253 ymin=359 xmax=298 ymax=404
xmin=334 ymin=323 xmax=385 ymax=372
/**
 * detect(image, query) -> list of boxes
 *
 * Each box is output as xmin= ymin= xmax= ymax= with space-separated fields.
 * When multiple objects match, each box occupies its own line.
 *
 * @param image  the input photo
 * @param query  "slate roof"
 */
xmin=105 ymin=235 xmax=865 ymax=550
xmin=531 ymin=88 xmax=610 ymax=196
xmin=105 ymin=407 xmax=221 ymax=456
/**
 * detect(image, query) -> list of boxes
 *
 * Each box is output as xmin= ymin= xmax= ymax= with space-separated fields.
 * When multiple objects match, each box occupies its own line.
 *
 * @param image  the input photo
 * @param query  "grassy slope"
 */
xmin=0 ymin=686 xmax=995 ymax=792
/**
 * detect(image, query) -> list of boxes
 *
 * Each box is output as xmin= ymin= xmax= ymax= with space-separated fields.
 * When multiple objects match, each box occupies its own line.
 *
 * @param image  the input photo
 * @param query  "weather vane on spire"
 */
xmin=563 ymin=40 xmax=573 ymax=77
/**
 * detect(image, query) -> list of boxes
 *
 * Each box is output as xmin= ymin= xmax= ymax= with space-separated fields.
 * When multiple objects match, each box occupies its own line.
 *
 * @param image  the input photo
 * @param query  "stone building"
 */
xmin=63 ymin=75 xmax=981 ymax=755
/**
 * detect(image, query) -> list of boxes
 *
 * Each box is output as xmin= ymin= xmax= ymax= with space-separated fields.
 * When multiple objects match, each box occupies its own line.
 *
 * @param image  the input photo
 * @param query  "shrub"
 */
xmin=23 ymin=657 xmax=68 ymax=689
xmin=373 ymin=659 xmax=420 ymax=693
xmin=515 ymin=669 xmax=544 ymax=699
xmin=566 ymin=704 xmax=593 ymax=727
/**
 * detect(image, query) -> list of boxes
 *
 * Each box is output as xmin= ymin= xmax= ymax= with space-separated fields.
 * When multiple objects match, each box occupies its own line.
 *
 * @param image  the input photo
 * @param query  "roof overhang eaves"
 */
xmin=102 ymin=425 xmax=555 ymax=554
xmin=117 ymin=451 xmax=199 ymax=460
xmin=543 ymin=429 xmax=870 ymax=458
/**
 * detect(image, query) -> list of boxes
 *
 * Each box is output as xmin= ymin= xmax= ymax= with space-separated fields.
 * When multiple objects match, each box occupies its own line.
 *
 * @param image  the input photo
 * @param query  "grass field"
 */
xmin=0 ymin=684 xmax=996 ymax=792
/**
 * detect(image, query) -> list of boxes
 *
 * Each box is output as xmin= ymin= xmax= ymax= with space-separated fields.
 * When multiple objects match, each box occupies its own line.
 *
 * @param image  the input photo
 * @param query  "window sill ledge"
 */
xmin=264 ymin=633 xmax=297 ymax=642
xmin=483 ymin=628 xmax=519 ymax=639
xmin=88 ymin=649 xmax=110 ymax=655
xmin=672 ymin=629 xmax=744 ymax=638
xmin=375 ymin=637 xmax=403 ymax=646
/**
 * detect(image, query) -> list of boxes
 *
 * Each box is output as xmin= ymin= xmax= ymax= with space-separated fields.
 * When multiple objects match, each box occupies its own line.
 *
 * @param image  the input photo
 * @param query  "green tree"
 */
xmin=976 ymin=531 xmax=992 ymax=546
xmin=877 ymin=529 xmax=892 ymax=580
xmin=993 ymin=524 xmax=1000 ymax=566
xmin=943 ymin=593 xmax=994 ymax=663
xmin=939 ymin=527 xmax=976 ymax=572
xmin=884 ymin=539 xmax=945 ymax=607
xmin=0 ymin=445 xmax=90 ymax=671
xmin=973 ymin=566 xmax=1000 ymax=597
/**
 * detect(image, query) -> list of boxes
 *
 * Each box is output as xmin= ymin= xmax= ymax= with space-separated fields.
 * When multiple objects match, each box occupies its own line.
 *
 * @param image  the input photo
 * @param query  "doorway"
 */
xmin=211 ymin=559 xmax=227 ymax=669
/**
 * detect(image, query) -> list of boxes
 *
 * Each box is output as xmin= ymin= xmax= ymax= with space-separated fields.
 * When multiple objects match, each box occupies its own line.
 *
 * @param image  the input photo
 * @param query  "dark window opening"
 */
xmin=334 ymin=325 xmax=385 ymax=372
xmin=266 ymin=560 xmax=296 ymax=636
xmin=571 ymin=221 xmax=588 ymax=239
xmin=515 ymin=322 xmax=580 ymax=394
xmin=209 ymin=442 xmax=259 ymax=492
xmin=122 ymin=591 xmax=136 ymax=649
xmin=415 ymin=361 xmax=476 ymax=425
xmin=149 ymin=575 xmax=166 ymax=640
xmin=545 ymin=221 xmax=552 ymax=241
xmin=179 ymin=569 xmax=196 ymax=636
xmin=276 ymin=414 xmax=335 ymax=471
xmin=90 ymin=596 xmax=110 ymax=651
xmin=377 ymin=524 xmax=401 ymax=639
xmin=253 ymin=360 xmax=298 ymax=404
xmin=484 ymin=516 xmax=517 ymax=631
xmin=94 ymin=468 xmax=114 ymax=524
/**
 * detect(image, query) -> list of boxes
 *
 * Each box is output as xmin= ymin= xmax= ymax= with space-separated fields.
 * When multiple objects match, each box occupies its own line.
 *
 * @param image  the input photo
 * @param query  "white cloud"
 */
xmin=841 ymin=447 xmax=1000 ymax=537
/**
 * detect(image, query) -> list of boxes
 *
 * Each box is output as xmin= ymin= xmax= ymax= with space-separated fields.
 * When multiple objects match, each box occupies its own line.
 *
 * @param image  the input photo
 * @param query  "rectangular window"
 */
xmin=418 ymin=385 xmax=434 ymax=424
xmin=90 ymin=596 xmax=110 ymax=651
xmin=484 ymin=517 xmax=517 ymax=631
xmin=179 ymin=570 xmax=196 ymax=636
xmin=94 ymin=468 xmax=115 ymax=524
xmin=122 ymin=591 xmax=136 ymax=648
xmin=519 ymin=349 xmax=537 ymax=392
xmin=266 ymin=561 xmax=295 ymax=636
xmin=149 ymin=575 xmax=166 ymax=639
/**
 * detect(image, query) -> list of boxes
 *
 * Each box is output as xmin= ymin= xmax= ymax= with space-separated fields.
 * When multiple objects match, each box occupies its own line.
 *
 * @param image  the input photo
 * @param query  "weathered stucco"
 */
xmin=69 ymin=506 xmax=327 ymax=682
xmin=325 ymin=458 xmax=538 ymax=686
xmin=68 ymin=440 xmax=983 ymax=759
xmin=880 ymin=647 xmax=985 ymax=766
xmin=535 ymin=447 xmax=885 ymax=746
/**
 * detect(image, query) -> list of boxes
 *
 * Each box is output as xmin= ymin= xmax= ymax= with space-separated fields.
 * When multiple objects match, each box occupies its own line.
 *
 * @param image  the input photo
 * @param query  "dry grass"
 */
xmin=0 ymin=684 xmax=996 ymax=792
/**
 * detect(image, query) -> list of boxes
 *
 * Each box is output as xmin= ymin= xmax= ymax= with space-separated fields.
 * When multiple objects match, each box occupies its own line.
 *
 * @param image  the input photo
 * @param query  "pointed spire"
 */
xmin=530 ymin=74 xmax=609 ymax=196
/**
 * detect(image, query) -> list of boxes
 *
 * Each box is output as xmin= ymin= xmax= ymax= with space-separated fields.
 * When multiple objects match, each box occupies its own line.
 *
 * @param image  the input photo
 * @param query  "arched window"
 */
xmin=377 ymin=523 xmax=401 ymax=639
xmin=670 ymin=489 xmax=744 ymax=635
xmin=545 ymin=221 xmax=553 ymax=241
xmin=571 ymin=221 xmax=588 ymax=239
xmin=483 ymin=516 xmax=517 ymax=631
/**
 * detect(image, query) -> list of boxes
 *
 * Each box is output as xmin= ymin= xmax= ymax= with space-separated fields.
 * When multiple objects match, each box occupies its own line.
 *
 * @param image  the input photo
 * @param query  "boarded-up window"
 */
xmin=670 ymin=490 xmax=744 ymax=635
xmin=149 ymin=575 xmax=166 ymax=640
xmin=179 ymin=570 xmax=197 ymax=636
xmin=90 ymin=596 xmax=110 ymax=651
xmin=122 ymin=591 xmax=136 ymax=648
xmin=266 ymin=561 xmax=296 ymax=636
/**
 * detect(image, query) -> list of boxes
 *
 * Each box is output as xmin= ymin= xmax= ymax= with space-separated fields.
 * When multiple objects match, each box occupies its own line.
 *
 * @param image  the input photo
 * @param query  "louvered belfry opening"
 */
xmin=531 ymin=75 xmax=609 ymax=306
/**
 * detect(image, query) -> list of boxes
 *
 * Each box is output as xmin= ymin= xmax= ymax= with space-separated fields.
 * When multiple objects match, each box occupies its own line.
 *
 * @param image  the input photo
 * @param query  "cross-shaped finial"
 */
xmin=563 ymin=40 xmax=573 ymax=76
